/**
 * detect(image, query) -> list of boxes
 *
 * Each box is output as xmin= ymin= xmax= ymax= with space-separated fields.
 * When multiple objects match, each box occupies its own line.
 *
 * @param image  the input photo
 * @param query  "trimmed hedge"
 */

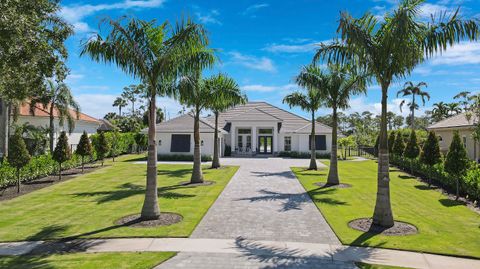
xmin=157 ymin=154 xmax=213 ymax=162
xmin=390 ymin=155 xmax=480 ymax=203
xmin=278 ymin=151 xmax=331 ymax=159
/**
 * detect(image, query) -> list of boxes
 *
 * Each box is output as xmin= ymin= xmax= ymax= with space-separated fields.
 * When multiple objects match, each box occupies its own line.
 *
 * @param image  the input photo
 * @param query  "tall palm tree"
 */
xmin=81 ymin=17 xmax=215 ymax=220
xmin=447 ymin=102 xmax=462 ymax=116
xmin=397 ymin=81 xmax=429 ymax=130
xmin=296 ymin=64 xmax=366 ymax=185
xmin=30 ymin=79 xmax=80 ymax=154
xmin=206 ymin=74 xmax=247 ymax=169
xmin=283 ymin=88 xmax=323 ymax=170
xmin=454 ymin=91 xmax=471 ymax=112
xmin=113 ymin=97 xmax=128 ymax=116
xmin=315 ymin=0 xmax=479 ymax=227
xmin=431 ymin=101 xmax=449 ymax=122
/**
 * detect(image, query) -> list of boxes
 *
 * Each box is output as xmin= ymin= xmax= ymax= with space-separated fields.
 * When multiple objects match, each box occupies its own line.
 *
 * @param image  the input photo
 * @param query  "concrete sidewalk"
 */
xmin=0 ymin=238 xmax=478 ymax=269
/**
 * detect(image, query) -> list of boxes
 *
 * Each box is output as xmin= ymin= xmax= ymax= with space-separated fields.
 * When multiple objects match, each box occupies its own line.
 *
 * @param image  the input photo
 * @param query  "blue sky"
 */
xmin=60 ymin=0 xmax=480 ymax=120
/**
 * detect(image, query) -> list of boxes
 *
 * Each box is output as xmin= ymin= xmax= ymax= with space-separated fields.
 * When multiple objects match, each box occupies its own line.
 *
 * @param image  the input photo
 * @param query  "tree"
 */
xmin=205 ymin=74 xmax=247 ymax=169
xmin=110 ymin=130 xmax=121 ymax=162
xmin=397 ymin=82 xmax=429 ymax=130
xmin=315 ymin=0 xmax=479 ymax=227
xmin=81 ymin=17 xmax=214 ymax=220
xmin=388 ymin=131 xmax=396 ymax=154
xmin=431 ymin=102 xmax=450 ymax=122
xmin=95 ymin=131 xmax=110 ymax=166
xmin=420 ymin=130 xmax=442 ymax=185
xmin=404 ymin=130 xmax=420 ymax=174
xmin=393 ymin=132 xmax=405 ymax=157
xmin=142 ymin=108 xmax=164 ymax=125
xmin=338 ymin=136 xmax=356 ymax=160
xmin=296 ymin=63 xmax=366 ymax=184
xmin=283 ymin=89 xmax=323 ymax=170
xmin=76 ymin=131 xmax=92 ymax=173
xmin=447 ymin=102 xmax=462 ymax=116
xmin=30 ymin=79 xmax=80 ymax=154
xmin=454 ymin=91 xmax=472 ymax=112
xmin=444 ymin=131 xmax=470 ymax=200
xmin=122 ymin=84 xmax=145 ymax=115
xmin=393 ymin=115 xmax=404 ymax=130
xmin=8 ymin=130 xmax=31 ymax=193
xmin=113 ymin=97 xmax=127 ymax=116
xmin=52 ymin=131 xmax=71 ymax=180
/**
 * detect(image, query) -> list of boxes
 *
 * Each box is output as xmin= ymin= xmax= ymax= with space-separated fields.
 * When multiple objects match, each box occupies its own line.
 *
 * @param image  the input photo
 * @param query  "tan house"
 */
xmin=428 ymin=113 xmax=479 ymax=162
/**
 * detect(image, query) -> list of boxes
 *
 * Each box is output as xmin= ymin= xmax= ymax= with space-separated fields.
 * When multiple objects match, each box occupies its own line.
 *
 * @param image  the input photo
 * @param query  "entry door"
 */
xmin=258 ymin=136 xmax=273 ymax=154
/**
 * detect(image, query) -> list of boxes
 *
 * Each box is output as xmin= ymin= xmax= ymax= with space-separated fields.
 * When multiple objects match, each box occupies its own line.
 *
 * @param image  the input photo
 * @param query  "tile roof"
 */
xmin=228 ymin=108 xmax=283 ymax=122
xmin=17 ymin=102 xmax=99 ymax=123
xmin=428 ymin=112 xmax=478 ymax=130
xmin=154 ymin=113 xmax=226 ymax=133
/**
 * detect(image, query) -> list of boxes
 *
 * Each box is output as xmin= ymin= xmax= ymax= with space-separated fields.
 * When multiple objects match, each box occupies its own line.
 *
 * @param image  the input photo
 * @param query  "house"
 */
xmin=428 ymin=112 xmax=479 ymax=162
xmin=0 ymin=101 xmax=102 ymax=157
xmin=153 ymin=102 xmax=332 ymax=157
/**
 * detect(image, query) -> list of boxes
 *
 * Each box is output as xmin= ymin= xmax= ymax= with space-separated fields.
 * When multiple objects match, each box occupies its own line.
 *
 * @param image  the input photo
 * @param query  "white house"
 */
xmin=154 ymin=102 xmax=332 ymax=157
xmin=428 ymin=112 xmax=479 ymax=162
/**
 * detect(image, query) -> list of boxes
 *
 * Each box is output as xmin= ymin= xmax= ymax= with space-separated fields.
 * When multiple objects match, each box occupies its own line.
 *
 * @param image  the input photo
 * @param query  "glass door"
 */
xmin=258 ymin=136 xmax=273 ymax=154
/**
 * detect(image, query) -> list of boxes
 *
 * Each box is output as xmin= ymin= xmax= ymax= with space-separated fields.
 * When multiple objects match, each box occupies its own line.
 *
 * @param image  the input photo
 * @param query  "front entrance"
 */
xmin=258 ymin=136 xmax=273 ymax=154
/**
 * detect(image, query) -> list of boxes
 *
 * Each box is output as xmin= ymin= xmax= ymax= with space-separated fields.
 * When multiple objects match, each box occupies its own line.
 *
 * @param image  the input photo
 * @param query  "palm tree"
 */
xmin=206 ymin=74 xmax=247 ymax=169
xmin=283 ymin=88 xmax=323 ymax=170
xmin=431 ymin=102 xmax=449 ymax=122
xmin=315 ymin=0 xmax=479 ymax=227
xmin=397 ymin=81 xmax=429 ymax=130
xmin=296 ymin=64 xmax=366 ymax=184
xmin=113 ymin=97 xmax=128 ymax=116
xmin=81 ymin=17 xmax=215 ymax=220
xmin=30 ymin=79 xmax=80 ymax=154
xmin=454 ymin=91 xmax=471 ymax=112
xmin=447 ymin=102 xmax=462 ymax=116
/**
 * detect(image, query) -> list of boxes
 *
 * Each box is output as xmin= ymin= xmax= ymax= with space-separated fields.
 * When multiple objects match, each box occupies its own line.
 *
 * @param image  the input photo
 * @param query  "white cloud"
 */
xmin=60 ymin=0 xmax=165 ymax=33
xmin=429 ymin=42 xmax=480 ymax=65
xmin=264 ymin=39 xmax=331 ymax=54
xmin=196 ymin=9 xmax=222 ymax=25
xmin=241 ymin=84 xmax=298 ymax=93
xmin=241 ymin=3 xmax=269 ymax=16
xmin=229 ymin=52 xmax=276 ymax=72
xmin=77 ymin=85 xmax=110 ymax=91
xmin=343 ymin=96 xmax=428 ymax=117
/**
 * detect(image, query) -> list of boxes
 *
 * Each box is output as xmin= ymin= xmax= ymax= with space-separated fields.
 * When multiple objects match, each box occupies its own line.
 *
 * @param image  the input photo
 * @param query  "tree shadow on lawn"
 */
xmin=237 ymin=188 xmax=347 ymax=212
xmin=158 ymin=168 xmax=192 ymax=179
xmin=438 ymin=198 xmax=466 ymax=207
xmin=0 ymin=254 xmax=56 ymax=269
xmin=414 ymin=184 xmax=436 ymax=191
xmin=398 ymin=175 xmax=416 ymax=180
xmin=72 ymin=182 xmax=196 ymax=204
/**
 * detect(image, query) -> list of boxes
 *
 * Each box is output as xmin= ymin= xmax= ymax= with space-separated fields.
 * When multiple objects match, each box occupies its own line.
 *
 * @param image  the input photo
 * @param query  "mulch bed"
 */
xmin=314 ymin=182 xmax=352 ymax=189
xmin=115 ymin=213 xmax=183 ymax=227
xmin=348 ymin=218 xmax=418 ymax=236
xmin=0 ymin=164 xmax=105 ymax=201
xmin=178 ymin=180 xmax=215 ymax=186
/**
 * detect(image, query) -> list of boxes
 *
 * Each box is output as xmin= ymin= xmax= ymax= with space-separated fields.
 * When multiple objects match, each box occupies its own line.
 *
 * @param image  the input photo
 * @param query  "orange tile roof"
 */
xmin=17 ymin=102 xmax=100 ymax=123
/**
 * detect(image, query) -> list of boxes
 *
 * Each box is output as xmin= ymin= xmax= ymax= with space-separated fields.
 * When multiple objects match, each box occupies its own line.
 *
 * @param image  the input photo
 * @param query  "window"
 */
xmin=170 ymin=134 xmax=190 ymax=152
xmin=238 ymin=129 xmax=251 ymax=134
xmin=309 ymin=135 xmax=327 ymax=150
xmin=259 ymin=128 xmax=273 ymax=134
xmin=284 ymin=136 xmax=291 ymax=151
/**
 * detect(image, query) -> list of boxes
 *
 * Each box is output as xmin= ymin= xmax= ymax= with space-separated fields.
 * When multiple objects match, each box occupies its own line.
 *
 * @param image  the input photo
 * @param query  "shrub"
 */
xmin=392 ymin=132 xmax=405 ymax=156
xmin=277 ymin=151 xmax=331 ymax=159
xmin=52 ymin=131 xmax=72 ymax=180
xmin=8 ymin=130 xmax=31 ymax=192
xmin=94 ymin=131 xmax=110 ymax=166
xmin=445 ymin=131 xmax=470 ymax=199
xmin=388 ymin=131 xmax=396 ymax=153
xmin=420 ymin=131 xmax=442 ymax=166
xmin=76 ymin=131 xmax=92 ymax=173
xmin=224 ymin=145 xmax=231 ymax=157
xmin=157 ymin=154 xmax=213 ymax=162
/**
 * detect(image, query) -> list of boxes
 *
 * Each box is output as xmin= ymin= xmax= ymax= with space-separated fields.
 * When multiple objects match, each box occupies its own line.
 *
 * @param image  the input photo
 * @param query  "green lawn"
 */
xmin=0 ymin=154 xmax=238 ymax=241
xmin=355 ymin=262 xmax=412 ymax=269
xmin=0 ymin=252 xmax=175 ymax=269
xmin=292 ymin=160 xmax=480 ymax=258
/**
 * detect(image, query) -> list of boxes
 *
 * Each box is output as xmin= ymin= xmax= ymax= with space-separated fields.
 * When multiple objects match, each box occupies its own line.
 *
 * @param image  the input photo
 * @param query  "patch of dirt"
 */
xmin=314 ymin=182 xmax=352 ymax=189
xmin=348 ymin=218 xmax=418 ymax=236
xmin=0 ymin=165 xmax=105 ymax=201
xmin=178 ymin=180 xmax=215 ymax=186
xmin=115 ymin=213 xmax=182 ymax=227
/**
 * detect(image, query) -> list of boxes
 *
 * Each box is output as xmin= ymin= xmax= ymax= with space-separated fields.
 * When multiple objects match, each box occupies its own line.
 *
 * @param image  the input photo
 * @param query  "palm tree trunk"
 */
xmin=411 ymin=95 xmax=415 ymax=130
xmin=49 ymin=106 xmax=55 ymax=154
xmin=327 ymin=107 xmax=339 ymax=185
xmin=211 ymin=112 xmax=220 ymax=169
xmin=118 ymin=107 xmax=121 ymax=116
xmin=309 ymin=111 xmax=317 ymax=170
xmin=191 ymin=109 xmax=204 ymax=183
xmin=372 ymin=83 xmax=394 ymax=228
xmin=140 ymin=90 xmax=160 ymax=220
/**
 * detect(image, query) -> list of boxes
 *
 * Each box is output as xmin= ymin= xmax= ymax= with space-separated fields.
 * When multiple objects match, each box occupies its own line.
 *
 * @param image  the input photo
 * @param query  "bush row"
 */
xmin=277 ymin=151 xmax=331 ymax=159
xmin=390 ymin=155 xmax=480 ymax=203
xmin=157 ymin=154 xmax=213 ymax=162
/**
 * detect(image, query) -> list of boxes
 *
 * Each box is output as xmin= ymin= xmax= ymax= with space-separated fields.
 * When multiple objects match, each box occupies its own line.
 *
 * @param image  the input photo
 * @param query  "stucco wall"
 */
xmin=433 ymin=128 xmax=479 ymax=162
xmin=156 ymin=132 xmax=216 ymax=156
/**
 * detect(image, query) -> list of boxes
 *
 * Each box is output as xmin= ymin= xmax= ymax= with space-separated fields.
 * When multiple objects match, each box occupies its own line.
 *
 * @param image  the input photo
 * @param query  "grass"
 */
xmin=0 ymin=154 xmax=238 ymax=241
xmin=355 ymin=262 xmax=412 ymax=269
xmin=292 ymin=160 xmax=480 ymax=258
xmin=0 ymin=252 xmax=175 ymax=269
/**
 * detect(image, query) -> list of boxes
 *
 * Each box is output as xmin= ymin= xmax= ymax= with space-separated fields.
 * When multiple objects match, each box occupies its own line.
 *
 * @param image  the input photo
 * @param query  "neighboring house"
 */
xmin=153 ymin=102 xmax=332 ymax=157
xmin=428 ymin=112 xmax=479 ymax=162
xmin=10 ymin=102 xmax=101 ymax=153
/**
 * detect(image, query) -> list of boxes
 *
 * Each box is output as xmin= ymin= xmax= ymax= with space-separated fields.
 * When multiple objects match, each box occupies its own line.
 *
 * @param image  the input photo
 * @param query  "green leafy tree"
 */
xmin=30 ymin=79 xmax=80 ymax=154
xmin=315 ymin=0 xmax=479 ymax=227
xmin=52 ymin=131 xmax=72 ymax=180
xmin=397 ymin=82 xmax=429 ymax=130
xmin=95 ymin=131 xmax=110 ymax=166
xmin=296 ymin=64 xmax=366 ymax=184
xmin=110 ymin=130 xmax=121 ymax=162
xmin=76 ymin=131 xmax=92 ymax=173
xmin=393 ymin=132 xmax=405 ymax=157
xmin=338 ymin=136 xmax=356 ymax=160
xmin=283 ymin=88 xmax=323 ymax=170
xmin=205 ymin=74 xmax=247 ymax=169
xmin=81 ymin=17 xmax=213 ymax=220
xmin=420 ymin=131 xmax=442 ymax=185
xmin=388 ymin=131 xmax=396 ymax=153
xmin=8 ymin=130 xmax=31 ymax=193
xmin=404 ymin=130 xmax=420 ymax=174
xmin=445 ymin=131 xmax=470 ymax=200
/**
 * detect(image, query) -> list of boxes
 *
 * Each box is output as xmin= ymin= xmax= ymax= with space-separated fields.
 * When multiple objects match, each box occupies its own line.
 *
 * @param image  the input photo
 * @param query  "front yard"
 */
xmin=293 ymin=160 xmax=480 ymax=258
xmin=0 ymin=154 xmax=238 ymax=241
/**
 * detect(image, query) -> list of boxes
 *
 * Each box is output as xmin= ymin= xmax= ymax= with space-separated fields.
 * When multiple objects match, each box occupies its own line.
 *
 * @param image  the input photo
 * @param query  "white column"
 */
xmin=273 ymin=125 xmax=278 ymax=153
xmin=252 ymin=127 xmax=257 ymax=154
xmin=230 ymin=124 xmax=235 ymax=152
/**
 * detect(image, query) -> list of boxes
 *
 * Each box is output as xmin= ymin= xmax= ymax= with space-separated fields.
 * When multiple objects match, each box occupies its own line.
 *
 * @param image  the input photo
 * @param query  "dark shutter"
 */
xmin=309 ymin=135 xmax=327 ymax=150
xmin=171 ymin=134 xmax=190 ymax=152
